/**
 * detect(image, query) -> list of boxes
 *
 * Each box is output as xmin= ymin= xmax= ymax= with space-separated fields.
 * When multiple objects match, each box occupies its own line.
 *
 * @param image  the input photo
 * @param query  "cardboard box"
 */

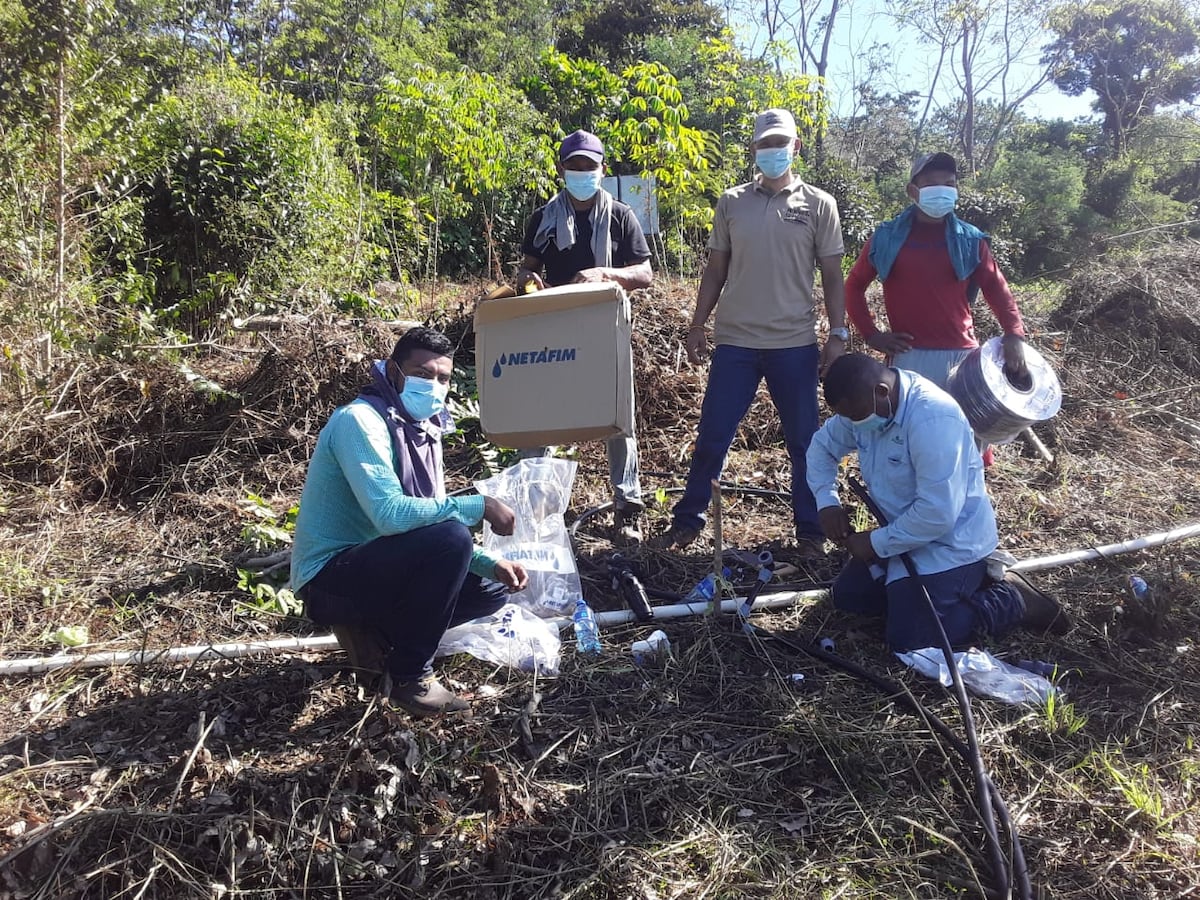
xmin=474 ymin=283 xmax=634 ymax=448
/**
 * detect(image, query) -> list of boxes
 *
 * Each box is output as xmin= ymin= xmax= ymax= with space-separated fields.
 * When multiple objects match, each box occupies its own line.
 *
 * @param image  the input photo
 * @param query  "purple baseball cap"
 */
xmin=559 ymin=130 xmax=604 ymax=163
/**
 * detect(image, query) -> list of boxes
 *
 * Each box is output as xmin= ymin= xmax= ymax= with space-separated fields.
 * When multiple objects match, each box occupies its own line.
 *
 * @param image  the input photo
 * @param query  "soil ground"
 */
xmin=1 ymin=246 xmax=1199 ymax=898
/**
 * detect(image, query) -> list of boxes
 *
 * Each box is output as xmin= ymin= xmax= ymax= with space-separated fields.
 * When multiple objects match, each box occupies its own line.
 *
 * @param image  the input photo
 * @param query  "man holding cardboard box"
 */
xmin=653 ymin=108 xmax=848 ymax=553
xmin=291 ymin=327 xmax=530 ymax=718
xmin=514 ymin=129 xmax=653 ymax=543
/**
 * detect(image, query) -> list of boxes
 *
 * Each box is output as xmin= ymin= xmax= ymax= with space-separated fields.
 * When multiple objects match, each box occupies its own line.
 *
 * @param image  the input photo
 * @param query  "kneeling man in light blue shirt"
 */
xmin=806 ymin=353 xmax=1068 ymax=651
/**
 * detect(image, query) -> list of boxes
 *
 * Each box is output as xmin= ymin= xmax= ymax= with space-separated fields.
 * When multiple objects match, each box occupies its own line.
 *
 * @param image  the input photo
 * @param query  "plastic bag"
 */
xmin=435 ymin=603 xmax=561 ymax=675
xmin=474 ymin=457 xmax=583 ymax=617
xmin=897 ymin=646 xmax=1057 ymax=705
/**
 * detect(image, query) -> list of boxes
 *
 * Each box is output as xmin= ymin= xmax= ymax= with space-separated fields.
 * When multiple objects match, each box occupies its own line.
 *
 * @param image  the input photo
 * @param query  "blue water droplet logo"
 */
xmin=492 ymin=358 xmax=502 ymax=378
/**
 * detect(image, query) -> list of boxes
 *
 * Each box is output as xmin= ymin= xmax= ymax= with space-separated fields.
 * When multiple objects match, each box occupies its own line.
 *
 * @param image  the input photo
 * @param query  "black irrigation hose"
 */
xmin=844 ymin=476 xmax=1031 ymax=900
xmin=572 ymin=475 xmax=1029 ymax=895
xmin=751 ymin=629 xmax=1030 ymax=900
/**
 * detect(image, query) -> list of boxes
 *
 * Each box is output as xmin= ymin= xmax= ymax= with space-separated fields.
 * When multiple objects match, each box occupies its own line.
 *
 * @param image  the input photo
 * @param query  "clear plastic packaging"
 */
xmin=436 ymin=603 xmax=561 ymax=674
xmin=897 ymin=646 xmax=1059 ymax=705
xmin=474 ymin=457 xmax=584 ymax=617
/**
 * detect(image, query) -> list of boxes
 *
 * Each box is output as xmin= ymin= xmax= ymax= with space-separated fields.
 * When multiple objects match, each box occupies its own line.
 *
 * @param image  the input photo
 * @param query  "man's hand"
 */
xmin=1001 ymin=334 xmax=1031 ymax=389
xmin=514 ymin=267 xmax=545 ymax=293
xmin=867 ymin=331 xmax=914 ymax=356
xmin=819 ymin=337 xmax=847 ymax=376
xmin=685 ymin=326 xmax=709 ymax=365
xmin=482 ymin=496 xmax=517 ymax=536
xmin=571 ymin=267 xmax=610 ymax=284
xmin=845 ymin=530 xmax=878 ymax=565
xmin=493 ymin=560 xmax=529 ymax=592
xmin=818 ymin=506 xmax=851 ymax=543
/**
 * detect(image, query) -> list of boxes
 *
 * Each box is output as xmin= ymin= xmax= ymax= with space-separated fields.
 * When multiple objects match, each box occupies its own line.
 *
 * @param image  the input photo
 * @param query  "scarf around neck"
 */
xmin=357 ymin=360 xmax=451 ymax=500
xmin=531 ymin=188 xmax=614 ymax=269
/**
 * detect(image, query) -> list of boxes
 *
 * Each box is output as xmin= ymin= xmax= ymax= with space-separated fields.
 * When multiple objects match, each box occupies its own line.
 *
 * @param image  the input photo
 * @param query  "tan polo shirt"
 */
xmin=708 ymin=176 xmax=844 ymax=350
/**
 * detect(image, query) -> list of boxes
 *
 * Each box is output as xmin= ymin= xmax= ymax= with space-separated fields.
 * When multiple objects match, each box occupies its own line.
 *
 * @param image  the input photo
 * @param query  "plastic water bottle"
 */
xmin=572 ymin=600 xmax=602 ymax=654
xmin=686 ymin=567 xmax=732 ymax=604
xmin=1128 ymin=575 xmax=1150 ymax=600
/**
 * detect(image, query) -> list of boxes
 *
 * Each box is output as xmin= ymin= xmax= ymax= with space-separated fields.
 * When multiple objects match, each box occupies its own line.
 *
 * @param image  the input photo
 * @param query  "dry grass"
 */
xmin=1 ymin=246 xmax=1200 ymax=898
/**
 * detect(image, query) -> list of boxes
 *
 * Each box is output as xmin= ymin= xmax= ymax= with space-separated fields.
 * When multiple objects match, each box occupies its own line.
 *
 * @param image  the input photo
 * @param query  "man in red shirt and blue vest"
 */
xmin=845 ymin=152 xmax=1031 ymax=462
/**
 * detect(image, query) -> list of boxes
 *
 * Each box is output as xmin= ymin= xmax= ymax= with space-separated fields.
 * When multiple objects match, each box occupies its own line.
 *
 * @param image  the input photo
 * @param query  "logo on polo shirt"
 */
xmin=491 ymin=347 xmax=578 ymax=378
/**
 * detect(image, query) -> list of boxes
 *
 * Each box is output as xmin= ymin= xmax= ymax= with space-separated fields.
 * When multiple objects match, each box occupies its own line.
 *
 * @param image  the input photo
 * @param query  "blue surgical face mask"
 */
xmin=564 ymin=169 xmax=602 ymax=201
xmin=916 ymin=185 xmax=958 ymax=218
xmin=849 ymin=391 xmax=893 ymax=434
xmin=755 ymin=147 xmax=794 ymax=179
xmin=850 ymin=412 xmax=889 ymax=434
xmin=400 ymin=375 xmax=448 ymax=421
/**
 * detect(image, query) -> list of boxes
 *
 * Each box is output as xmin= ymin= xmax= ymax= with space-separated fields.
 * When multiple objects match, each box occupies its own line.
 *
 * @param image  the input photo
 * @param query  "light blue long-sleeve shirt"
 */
xmin=806 ymin=368 xmax=997 ymax=581
xmin=290 ymin=399 xmax=500 ymax=592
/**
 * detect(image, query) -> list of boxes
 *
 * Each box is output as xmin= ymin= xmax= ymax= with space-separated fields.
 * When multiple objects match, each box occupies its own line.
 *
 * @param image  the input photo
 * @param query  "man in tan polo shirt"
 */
xmin=652 ymin=108 xmax=848 ymax=551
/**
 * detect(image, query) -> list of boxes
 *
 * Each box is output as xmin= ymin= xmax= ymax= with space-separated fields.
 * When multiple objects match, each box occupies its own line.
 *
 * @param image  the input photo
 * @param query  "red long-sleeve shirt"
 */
xmin=845 ymin=219 xmax=1025 ymax=348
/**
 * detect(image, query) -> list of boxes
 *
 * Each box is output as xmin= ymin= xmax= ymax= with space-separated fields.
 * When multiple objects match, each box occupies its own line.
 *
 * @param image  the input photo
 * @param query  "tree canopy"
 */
xmin=1046 ymin=0 xmax=1200 ymax=157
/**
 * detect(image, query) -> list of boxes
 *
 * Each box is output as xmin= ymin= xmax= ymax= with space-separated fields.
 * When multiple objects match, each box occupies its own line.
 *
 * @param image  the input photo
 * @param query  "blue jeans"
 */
xmin=672 ymin=343 xmax=822 ymax=539
xmin=831 ymin=558 xmax=1025 ymax=651
xmin=519 ymin=434 xmax=642 ymax=511
xmin=301 ymin=521 xmax=508 ymax=681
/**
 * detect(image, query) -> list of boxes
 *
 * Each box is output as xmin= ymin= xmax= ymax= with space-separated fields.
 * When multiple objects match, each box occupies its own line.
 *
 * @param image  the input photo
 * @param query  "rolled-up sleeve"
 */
xmin=806 ymin=418 xmax=857 ymax=511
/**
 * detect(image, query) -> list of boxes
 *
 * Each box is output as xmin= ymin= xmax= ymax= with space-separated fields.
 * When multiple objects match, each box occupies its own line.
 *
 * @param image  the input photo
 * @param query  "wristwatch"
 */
xmin=829 ymin=327 xmax=850 ymax=342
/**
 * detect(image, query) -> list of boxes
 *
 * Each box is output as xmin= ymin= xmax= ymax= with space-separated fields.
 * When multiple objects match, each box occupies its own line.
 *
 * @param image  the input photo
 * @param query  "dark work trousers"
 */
xmin=831 ymin=558 xmax=1025 ymax=651
xmin=301 ymin=521 xmax=508 ymax=682
xmin=671 ymin=344 xmax=823 ymax=541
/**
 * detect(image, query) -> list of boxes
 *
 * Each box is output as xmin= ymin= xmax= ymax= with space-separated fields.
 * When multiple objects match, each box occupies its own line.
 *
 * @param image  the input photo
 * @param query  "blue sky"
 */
xmin=734 ymin=0 xmax=1101 ymax=124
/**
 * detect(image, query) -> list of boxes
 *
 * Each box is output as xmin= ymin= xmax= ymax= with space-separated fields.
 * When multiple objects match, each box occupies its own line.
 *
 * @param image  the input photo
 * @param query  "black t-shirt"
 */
xmin=521 ymin=201 xmax=651 ymax=287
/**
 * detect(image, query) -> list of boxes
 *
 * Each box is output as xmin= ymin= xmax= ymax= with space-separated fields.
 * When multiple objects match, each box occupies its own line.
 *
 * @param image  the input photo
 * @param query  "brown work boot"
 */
xmin=389 ymin=675 xmax=470 ymax=718
xmin=613 ymin=507 xmax=643 ymax=545
xmin=331 ymin=624 xmax=389 ymax=679
xmin=648 ymin=522 xmax=702 ymax=550
xmin=1006 ymin=572 xmax=1071 ymax=635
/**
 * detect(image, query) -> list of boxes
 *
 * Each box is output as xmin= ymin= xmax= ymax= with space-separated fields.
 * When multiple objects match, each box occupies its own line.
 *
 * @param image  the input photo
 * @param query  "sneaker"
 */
xmin=1006 ymin=572 xmax=1071 ymax=635
xmin=331 ymin=624 xmax=389 ymax=678
xmin=613 ymin=507 xmax=643 ymax=545
xmin=389 ymin=675 xmax=470 ymax=717
xmin=649 ymin=522 xmax=702 ymax=550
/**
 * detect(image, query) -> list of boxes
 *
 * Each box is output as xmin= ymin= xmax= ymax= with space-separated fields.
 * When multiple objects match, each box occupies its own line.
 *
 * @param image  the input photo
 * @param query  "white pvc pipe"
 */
xmin=559 ymin=588 xmax=829 ymax=630
xmin=0 ymin=635 xmax=339 ymax=676
xmin=1009 ymin=522 xmax=1200 ymax=573
xmin=0 ymin=591 xmax=824 ymax=677
xmin=4 ymin=521 xmax=1199 ymax=677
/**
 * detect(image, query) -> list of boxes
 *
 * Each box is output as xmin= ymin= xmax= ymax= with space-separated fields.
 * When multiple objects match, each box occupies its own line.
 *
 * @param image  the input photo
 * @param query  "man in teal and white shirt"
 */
xmin=292 ymin=326 xmax=529 ymax=717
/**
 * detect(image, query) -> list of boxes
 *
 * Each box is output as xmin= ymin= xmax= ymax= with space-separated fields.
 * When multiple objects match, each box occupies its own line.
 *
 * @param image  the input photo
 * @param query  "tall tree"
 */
xmin=1045 ymin=0 xmax=1200 ymax=158
xmin=555 ymin=0 xmax=724 ymax=65
xmin=890 ymin=0 xmax=1056 ymax=176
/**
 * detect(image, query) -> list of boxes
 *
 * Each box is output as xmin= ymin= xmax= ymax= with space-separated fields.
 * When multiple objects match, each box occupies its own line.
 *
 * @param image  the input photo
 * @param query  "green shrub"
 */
xmin=90 ymin=67 xmax=384 ymax=335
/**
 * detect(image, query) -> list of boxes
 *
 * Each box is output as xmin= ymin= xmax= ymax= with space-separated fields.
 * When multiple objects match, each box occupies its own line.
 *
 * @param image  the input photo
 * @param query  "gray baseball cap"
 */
xmin=910 ymin=151 xmax=957 ymax=181
xmin=753 ymin=109 xmax=797 ymax=143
